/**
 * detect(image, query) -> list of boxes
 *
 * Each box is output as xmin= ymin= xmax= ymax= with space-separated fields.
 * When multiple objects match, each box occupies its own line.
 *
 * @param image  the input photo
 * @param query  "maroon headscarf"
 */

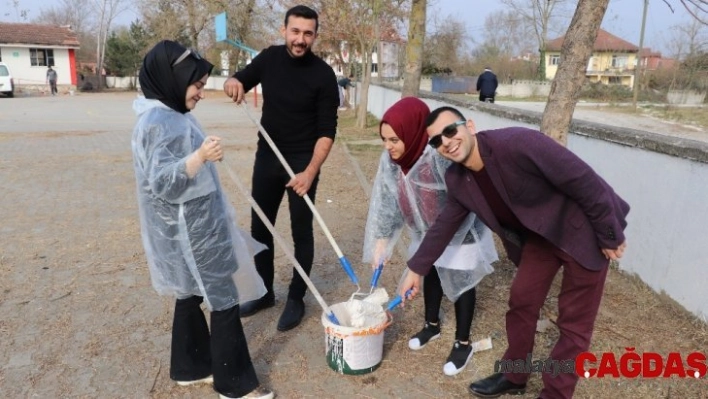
xmin=379 ymin=97 xmax=430 ymax=175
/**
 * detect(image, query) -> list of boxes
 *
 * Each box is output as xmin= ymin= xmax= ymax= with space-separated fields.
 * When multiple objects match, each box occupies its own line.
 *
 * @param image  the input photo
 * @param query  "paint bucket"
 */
xmin=321 ymin=300 xmax=391 ymax=375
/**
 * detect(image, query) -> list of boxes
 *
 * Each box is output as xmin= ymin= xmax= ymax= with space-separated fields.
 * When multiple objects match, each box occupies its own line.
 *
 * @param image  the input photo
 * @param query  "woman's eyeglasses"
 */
xmin=428 ymin=120 xmax=465 ymax=149
xmin=172 ymin=48 xmax=202 ymax=67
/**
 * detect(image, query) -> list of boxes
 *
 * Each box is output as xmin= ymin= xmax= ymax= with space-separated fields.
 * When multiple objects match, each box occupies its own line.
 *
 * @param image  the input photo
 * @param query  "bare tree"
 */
xmin=139 ymin=0 xmax=219 ymax=50
xmin=673 ymin=0 xmax=708 ymax=25
xmin=35 ymin=0 xmax=93 ymax=33
xmin=310 ymin=0 xmax=407 ymax=128
xmin=423 ymin=13 xmax=467 ymax=74
xmin=480 ymin=10 xmax=535 ymax=58
xmin=540 ymin=0 xmax=610 ymax=144
xmin=668 ymin=9 xmax=708 ymax=60
xmin=34 ymin=0 xmax=96 ymax=61
xmin=3 ymin=0 xmax=29 ymax=21
xmin=94 ymin=0 xmax=128 ymax=89
xmin=401 ymin=0 xmax=426 ymax=97
xmin=500 ymin=0 xmax=570 ymax=80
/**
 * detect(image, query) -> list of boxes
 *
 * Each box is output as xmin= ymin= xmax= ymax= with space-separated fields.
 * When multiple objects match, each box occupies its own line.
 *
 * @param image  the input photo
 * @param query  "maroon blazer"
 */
xmin=408 ymin=127 xmax=630 ymax=275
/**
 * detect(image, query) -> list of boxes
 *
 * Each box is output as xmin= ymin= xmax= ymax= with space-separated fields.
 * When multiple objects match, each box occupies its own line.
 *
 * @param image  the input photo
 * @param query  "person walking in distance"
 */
xmin=337 ymin=74 xmax=355 ymax=109
xmin=223 ymin=5 xmax=340 ymax=332
xmin=47 ymin=66 xmax=58 ymax=96
xmin=476 ymin=67 xmax=498 ymax=103
xmin=399 ymin=106 xmax=630 ymax=399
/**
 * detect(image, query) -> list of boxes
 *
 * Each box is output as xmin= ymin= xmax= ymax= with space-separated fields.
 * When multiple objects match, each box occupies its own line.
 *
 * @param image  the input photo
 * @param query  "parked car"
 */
xmin=0 ymin=62 xmax=14 ymax=97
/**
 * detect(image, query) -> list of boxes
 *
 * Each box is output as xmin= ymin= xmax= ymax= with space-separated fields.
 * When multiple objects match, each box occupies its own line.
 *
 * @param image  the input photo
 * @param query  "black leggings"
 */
xmin=250 ymin=147 xmax=319 ymax=300
xmin=423 ymin=266 xmax=477 ymax=342
xmin=170 ymin=296 xmax=258 ymax=397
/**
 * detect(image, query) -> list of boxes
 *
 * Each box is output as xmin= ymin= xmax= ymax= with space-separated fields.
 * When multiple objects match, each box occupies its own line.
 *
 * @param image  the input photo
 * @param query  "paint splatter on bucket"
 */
xmin=321 ymin=300 xmax=391 ymax=375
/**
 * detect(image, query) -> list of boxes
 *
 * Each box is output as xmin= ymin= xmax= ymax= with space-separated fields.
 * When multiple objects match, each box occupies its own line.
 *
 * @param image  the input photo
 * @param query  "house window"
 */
xmin=608 ymin=76 xmax=622 ymax=84
xmin=611 ymin=55 xmax=627 ymax=68
xmin=549 ymin=55 xmax=560 ymax=66
xmin=30 ymin=48 xmax=55 ymax=66
xmin=371 ymin=63 xmax=378 ymax=73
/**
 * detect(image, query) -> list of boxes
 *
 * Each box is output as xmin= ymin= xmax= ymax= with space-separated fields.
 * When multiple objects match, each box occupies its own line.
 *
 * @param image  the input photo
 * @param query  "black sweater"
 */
xmin=234 ymin=45 xmax=339 ymax=154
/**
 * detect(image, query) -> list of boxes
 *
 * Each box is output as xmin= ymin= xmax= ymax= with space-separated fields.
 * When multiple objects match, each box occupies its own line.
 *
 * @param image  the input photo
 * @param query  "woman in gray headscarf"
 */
xmin=132 ymin=40 xmax=273 ymax=399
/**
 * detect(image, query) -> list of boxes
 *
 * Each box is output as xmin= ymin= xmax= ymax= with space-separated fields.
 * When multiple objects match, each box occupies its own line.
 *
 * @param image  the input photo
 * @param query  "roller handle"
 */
xmin=386 ymin=289 xmax=414 ymax=311
xmin=370 ymin=262 xmax=384 ymax=288
xmin=339 ymin=256 xmax=359 ymax=286
xmin=326 ymin=311 xmax=341 ymax=325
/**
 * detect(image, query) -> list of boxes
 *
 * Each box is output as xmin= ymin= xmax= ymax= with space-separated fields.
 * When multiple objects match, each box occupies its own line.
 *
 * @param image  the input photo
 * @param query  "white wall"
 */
xmin=1 ymin=46 xmax=74 ymax=85
xmin=106 ymin=75 xmax=262 ymax=95
xmin=363 ymin=83 xmax=708 ymax=322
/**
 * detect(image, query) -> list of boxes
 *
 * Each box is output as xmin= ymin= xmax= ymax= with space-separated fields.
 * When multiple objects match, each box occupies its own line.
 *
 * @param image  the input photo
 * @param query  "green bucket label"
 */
xmin=325 ymin=333 xmax=383 ymax=375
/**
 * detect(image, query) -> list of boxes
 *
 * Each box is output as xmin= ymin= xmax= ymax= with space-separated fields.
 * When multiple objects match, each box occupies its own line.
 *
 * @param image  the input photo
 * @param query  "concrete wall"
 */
xmin=105 ymin=75 xmax=261 ymax=95
xmin=495 ymin=80 xmax=552 ymax=98
xmin=361 ymin=83 xmax=708 ymax=322
xmin=667 ymin=90 xmax=706 ymax=105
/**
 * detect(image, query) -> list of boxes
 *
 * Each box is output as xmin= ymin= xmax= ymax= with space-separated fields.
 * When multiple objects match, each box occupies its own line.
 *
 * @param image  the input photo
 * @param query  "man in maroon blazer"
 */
xmin=399 ymin=106 xmax=629 ymax=399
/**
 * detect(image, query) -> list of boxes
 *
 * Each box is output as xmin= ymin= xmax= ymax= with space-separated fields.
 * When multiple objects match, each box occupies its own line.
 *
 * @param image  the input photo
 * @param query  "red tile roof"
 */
xmin=0 ymin=23 xmax=80 ymax=48
xmin=546 ymin=28 xmax=638 ymax=52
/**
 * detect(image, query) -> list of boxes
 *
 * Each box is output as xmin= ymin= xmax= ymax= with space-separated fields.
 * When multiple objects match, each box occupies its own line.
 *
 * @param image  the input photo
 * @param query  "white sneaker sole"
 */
xmin=408 ymin=333 xmax=441 ymax=350
xmin=220 ymin=391 xmax=274 ymax=399
xmin=443 ymin=351 xmax=473 ymax=376
xmin=176 ymin=375 xmax=213 ymax=386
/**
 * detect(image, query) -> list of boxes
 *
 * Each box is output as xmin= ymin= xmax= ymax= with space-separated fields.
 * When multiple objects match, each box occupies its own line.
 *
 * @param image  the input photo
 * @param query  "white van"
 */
xmin=0 ymin=62 xmax=14 ymax=97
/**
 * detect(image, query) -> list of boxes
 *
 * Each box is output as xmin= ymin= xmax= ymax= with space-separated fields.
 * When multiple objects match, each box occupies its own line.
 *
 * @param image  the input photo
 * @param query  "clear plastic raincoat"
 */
xmin=363 ymin=146 xmax=498 ymax=301
xmin=132 ymin=98 xmax=266 ymax=311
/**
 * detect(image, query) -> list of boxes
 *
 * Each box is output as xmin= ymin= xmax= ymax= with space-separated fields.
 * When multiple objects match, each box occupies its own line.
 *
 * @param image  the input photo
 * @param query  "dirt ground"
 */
xmin=0 ymin=92 xmax=706 ymax=399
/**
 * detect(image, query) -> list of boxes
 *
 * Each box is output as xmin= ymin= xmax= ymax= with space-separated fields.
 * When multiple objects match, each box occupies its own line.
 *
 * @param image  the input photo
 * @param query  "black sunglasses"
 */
xmin=428 ymin=120 xmax=465 ymax=149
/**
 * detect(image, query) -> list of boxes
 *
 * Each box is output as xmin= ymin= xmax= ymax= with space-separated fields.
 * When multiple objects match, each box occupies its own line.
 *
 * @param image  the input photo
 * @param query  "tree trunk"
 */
xmin=540 ymin=0 xmax=609 ymax=145
xmin=538 ymin=47 xmax=546 ymax=80
xmin=401 ymin=0 xmax=426 ymax=97
xmin=95 ymin=0 xmax=106 ymax=90
xmin=356 ymin=50 xmax=372 ymax=128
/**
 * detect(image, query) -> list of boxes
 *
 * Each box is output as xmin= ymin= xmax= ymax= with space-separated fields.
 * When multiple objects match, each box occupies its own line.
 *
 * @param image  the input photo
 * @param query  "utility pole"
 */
xmin=632 ymin=0 xmax=648 ymax=110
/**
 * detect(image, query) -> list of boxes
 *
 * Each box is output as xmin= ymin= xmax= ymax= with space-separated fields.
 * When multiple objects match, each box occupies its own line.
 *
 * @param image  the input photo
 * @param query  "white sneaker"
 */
xmin=220 ymin=385 xmax=274 ymax=399
xmin=408 ymin=322 xmax=441 ymax=350
xmin=442 ymin=341 xmax=473 ymax=376
xmin=176 ymin=375 xmax=213 ymax=386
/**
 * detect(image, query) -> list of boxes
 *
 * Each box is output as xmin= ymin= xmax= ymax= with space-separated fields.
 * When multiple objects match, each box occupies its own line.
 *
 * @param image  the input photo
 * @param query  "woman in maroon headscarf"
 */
xmin=362 ymin=97 xmax=498 ymax=376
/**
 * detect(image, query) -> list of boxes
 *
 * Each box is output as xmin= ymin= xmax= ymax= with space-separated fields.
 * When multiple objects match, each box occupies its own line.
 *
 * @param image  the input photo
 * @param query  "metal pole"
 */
xmin=632 ymin=0 xmax=649 ymax=110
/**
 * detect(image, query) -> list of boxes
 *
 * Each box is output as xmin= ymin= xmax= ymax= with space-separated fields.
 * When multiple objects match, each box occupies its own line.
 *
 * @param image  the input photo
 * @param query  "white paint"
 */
xmin=362 ymin=287 xmax=389 ymax=307
xmin=363 ymin=84 xmax=708 ymax=322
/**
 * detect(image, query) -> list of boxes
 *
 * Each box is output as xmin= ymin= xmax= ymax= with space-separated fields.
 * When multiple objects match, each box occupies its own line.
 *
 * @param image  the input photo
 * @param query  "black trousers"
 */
xmin=49 ymin=80 xmax=58 ymax=95
xmin=423 ymin=267 xmax=477 ymax=342
xmin=170 ymin=296 xmax=258 ymax=397
xmin=250 ymin=146 xmax=320 ymax=300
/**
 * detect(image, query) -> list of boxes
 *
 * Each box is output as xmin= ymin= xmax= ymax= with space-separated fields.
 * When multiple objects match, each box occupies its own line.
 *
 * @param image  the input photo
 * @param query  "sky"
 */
xmin=432 ymin=0 xmax=696 ymax=55
xmin=1 ymin=0 xmax=698 ymax=56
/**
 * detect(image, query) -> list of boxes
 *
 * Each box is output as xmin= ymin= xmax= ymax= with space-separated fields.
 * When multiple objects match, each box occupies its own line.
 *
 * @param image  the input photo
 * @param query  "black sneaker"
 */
xmin=408 ymin=322 xmax=441 ymax=350
xmin=443 ymin=340 xmax=473 ymax=376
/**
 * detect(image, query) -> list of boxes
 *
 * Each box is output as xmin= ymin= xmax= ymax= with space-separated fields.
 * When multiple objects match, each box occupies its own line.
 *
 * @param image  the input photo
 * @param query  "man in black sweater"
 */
xmin=223 ymin=5 xmax=339 ymax=332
